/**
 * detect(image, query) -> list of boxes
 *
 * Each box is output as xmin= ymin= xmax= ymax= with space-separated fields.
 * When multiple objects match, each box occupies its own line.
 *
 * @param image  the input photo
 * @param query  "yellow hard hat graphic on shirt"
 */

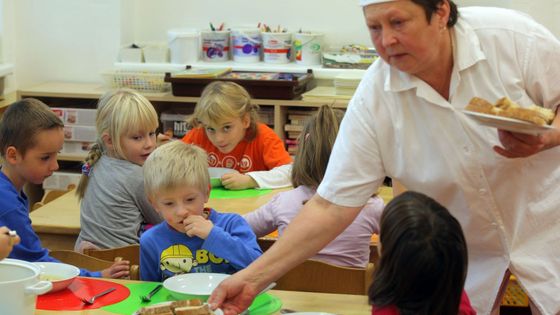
xmin=160 ymin=244 xmax=198 ymax=273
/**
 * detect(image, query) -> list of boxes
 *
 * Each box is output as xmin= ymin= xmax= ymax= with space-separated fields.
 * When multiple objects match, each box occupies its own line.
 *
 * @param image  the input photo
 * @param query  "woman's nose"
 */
xmin=381 ymin=28 xmax=397 ymax=47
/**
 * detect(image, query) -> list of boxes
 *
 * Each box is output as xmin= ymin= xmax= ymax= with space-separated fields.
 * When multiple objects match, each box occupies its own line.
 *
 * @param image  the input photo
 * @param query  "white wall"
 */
xmin=3 ymin=0 xmax=560 ymax=92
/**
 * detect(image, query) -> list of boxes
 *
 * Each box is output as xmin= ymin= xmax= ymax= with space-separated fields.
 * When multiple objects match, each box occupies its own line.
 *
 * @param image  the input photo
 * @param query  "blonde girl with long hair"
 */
xmin=243 ymin=105 xmax=384 ymax=268
xmin=75 ymin=88 xmax=162 ymax=252
xmin=182 ymin=81 xmax=292 ymax=190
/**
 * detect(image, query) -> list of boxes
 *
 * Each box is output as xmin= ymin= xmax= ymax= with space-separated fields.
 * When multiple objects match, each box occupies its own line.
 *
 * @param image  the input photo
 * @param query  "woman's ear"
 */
xmin=436 ymin=0 xmax=451 ymax=27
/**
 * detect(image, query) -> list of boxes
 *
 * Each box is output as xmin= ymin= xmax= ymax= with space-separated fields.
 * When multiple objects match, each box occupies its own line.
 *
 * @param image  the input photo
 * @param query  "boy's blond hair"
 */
xmin=76 ymin=88 xmax=158 ymax=199
xmin=0 ymin=98 xmax=63 ymax=159
xmin=143 ymin=141 xmax=210 ymax=198
xmin=191 ymin=81 xmax=260 ymax=140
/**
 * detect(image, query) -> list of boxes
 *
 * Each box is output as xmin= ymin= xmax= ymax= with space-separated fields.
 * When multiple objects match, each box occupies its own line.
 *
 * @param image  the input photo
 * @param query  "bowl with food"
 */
xmin=163 ymin=273 xmax=230 ymax=301
xmin=208 ymin=167 xmax=238 ymax=187
xmin=33 ymin=262 xmax=80 ymax=293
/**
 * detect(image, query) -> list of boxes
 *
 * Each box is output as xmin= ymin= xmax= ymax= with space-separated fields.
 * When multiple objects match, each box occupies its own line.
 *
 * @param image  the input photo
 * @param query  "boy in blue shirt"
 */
xmin=0 ymin=98 xmax=129 ymax=278
xmin=140 ymin=141 xmax=262 ymax=281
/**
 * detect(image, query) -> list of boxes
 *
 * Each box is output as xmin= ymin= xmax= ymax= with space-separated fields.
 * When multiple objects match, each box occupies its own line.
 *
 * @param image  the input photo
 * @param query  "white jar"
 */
xmin=0 ymin=259 xmax=52 ymax=315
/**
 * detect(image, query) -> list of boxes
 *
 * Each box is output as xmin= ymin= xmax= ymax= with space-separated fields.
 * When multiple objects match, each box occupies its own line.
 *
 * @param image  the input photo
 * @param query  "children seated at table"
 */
xmin=369 ymin=191 xmax=475 ymax=315
xmin=0 ymin=98 xmax=129 ymax=278
xmin=243 ymin=105 xmax=384 ymax=268
xmin=75 ymin=89 xmax=162 ymax=252
xmin=182 ymin=81 xmax=292 ymax=190
xmin=140 ymin=141 xmax=262 ymax=281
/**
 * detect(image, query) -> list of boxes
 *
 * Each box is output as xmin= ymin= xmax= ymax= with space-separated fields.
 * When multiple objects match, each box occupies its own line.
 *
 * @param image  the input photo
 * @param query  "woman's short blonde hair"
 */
xmin=143 ymin=141 xmax=210 ymax=198
xmin=192 ymin=81 xmax=260 ymax=140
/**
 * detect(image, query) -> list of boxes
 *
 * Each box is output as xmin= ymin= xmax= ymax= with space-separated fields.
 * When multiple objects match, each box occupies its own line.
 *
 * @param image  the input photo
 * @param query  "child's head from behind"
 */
xmin=0 ymin=98 xmax=64 ymax=186
xmin=369 ymin=191 xmax=468 ymax=315
xmin=96 ymin=88 xmax=158 ymax=165
xmin=192 ymin=81 xmax=259 ymax=153
xmin=144 ymin=141 xmax=210 ymax=232
xmin=291 ymin=105 xmax=345 ymax=189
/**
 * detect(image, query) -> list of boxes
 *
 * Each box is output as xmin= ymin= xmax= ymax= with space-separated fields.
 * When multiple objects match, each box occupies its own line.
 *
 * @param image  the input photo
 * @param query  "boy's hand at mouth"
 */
xmin=183 ymin=215 xmax=214 ymax=239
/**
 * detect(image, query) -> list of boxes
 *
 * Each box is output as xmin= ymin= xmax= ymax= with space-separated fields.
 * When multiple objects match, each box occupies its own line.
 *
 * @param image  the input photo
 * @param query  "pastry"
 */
xmin=465 ymin=97 xmax=555 ymax=126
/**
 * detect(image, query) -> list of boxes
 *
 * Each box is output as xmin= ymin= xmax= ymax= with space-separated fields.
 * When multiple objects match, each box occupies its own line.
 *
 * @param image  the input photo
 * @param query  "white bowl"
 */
xmin=208 ymin=167 xmax=238 ymax=187
xmin=163 ymin=273 xmax=230 ymax=301
xmin=33 ymin=262 xmax=80 ymax=293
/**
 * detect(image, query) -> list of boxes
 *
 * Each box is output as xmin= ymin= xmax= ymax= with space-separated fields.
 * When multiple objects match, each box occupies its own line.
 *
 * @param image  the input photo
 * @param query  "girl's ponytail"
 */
xmin=75 ymin=142 xmax=103 ymax=200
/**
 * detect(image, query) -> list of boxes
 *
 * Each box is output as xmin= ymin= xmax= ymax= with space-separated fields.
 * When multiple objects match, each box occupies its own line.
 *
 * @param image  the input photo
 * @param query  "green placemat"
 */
xmin=102 ymin=282 xmax=173 ymax=315
xmin=249 ymin=293 xmax=283 ymax=315
xmin=210 ymin=187 xmax=272 ymax=199
xmin=102 ymin=282 xmax=281 ymax=315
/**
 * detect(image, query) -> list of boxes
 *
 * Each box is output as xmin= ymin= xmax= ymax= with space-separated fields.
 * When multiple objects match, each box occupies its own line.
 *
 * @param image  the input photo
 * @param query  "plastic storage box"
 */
xmin=102 ymin=70 xmax=170 ymax=93
xmin=43 ymin=171 xmax=82 ymax=191
xmin=164 ymin=70 xmax=315 ymax=100
xmin=51 ymin=108 xmax=96 ymax=126
xmin=63 ymin=125 xmax=96 ymax=142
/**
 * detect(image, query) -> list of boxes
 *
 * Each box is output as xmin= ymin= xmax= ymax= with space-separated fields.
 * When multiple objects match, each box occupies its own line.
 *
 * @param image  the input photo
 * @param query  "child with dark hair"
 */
xmin=0 ymin=98 xmax=129 ymax=278
xmin=369 ymin=191 xmax=475 ymax=315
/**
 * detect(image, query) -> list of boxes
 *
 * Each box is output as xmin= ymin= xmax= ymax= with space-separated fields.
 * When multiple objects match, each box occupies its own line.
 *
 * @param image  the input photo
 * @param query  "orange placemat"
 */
xmin=37 ymin=277 xmax=130 ymax=310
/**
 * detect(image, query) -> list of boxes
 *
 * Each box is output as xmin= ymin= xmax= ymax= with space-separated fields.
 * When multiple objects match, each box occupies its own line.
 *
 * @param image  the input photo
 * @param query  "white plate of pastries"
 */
xmin=463 ymin=96 xmax=555 ymax=135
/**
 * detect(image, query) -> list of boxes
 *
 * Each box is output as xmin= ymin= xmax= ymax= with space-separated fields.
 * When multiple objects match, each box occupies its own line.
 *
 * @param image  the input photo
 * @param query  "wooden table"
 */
xmin=34 ymin=278 xmax=370 ymax=315
xmin=30 ymin=188 xmax=290 ymax=250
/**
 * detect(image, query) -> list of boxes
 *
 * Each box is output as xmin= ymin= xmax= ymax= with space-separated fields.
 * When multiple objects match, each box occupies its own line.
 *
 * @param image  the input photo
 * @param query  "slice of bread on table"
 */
xmin=136 ymin=299 xmax=213 ymax=315
xmin=465 ymin=97 xmax=555 ymax=126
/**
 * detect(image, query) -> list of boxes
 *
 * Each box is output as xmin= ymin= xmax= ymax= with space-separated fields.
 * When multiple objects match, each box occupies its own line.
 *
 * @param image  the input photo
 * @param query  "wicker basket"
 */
xmin=502 ymin=275 xmax=529 ymax=307
xmin=102 ymin=70 xmax=170 ymax=93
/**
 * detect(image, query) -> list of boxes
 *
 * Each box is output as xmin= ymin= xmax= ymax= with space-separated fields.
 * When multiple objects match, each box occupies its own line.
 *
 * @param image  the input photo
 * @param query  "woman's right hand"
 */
xmin=208 ymin=270 xmax=263 ymax=315
xmin=0 ymin=226 xmax=20 ymax=260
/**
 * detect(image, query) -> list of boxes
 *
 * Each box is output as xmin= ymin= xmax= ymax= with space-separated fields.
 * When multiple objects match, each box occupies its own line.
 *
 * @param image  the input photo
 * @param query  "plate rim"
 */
xmin=461 ymin=109 xmax=554 ymax=132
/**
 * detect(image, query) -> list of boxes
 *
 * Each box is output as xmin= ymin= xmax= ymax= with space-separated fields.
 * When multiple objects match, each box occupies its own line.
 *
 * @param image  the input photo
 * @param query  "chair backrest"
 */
xmin=50 ymin=250 xmax=139 ymax=280
xmin=257 ymin=237 xmax=275 ymax=253
xmin=83 ymin=244 xmax=140 ymax=266
xmin=275 ymin=259 xmax=374 ymax=295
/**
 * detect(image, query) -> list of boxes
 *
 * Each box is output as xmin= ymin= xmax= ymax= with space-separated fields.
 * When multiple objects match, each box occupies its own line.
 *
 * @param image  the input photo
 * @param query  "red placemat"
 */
xmin=37 ymin=277 xmax=130 ymax=310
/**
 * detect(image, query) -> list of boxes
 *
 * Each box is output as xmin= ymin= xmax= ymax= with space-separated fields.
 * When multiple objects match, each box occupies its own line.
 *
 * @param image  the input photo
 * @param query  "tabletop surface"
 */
xmin=30 ymin=186 xmax=393 ymax=235
xmin=34 ymin=278 xmax=371 ymax=315
xmin=30 ymin=187 xmax=291 ymax=235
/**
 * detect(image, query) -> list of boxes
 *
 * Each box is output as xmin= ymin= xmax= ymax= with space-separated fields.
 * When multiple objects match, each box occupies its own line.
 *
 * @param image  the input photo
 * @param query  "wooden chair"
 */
xmin=275 ymin=259 xmax=375 ymax=295
xmin=257 ymin=237 xmax=276 ymax=253
xmin=30 ymin=184 xmax=77 ymax=212
xmin=50 ymin=250 xmax=139 ymax=280
xmin=83 ymin=244 xmax=140 ymax=266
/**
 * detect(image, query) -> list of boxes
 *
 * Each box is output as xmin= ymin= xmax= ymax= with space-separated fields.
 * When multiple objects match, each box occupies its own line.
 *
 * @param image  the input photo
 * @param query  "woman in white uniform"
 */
xmin=209 ymin=1 xmax=560 ymax=314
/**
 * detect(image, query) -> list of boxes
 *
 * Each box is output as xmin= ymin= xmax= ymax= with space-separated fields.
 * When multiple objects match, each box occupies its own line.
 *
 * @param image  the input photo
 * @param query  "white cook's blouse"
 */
xmin=318 ymin=7 xmax=560 ymax=315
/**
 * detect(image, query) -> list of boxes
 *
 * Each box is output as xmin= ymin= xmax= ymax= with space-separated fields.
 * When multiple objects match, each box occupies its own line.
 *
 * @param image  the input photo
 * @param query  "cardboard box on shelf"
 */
xmin=63 ymin=125 xmax=96 ymax=142
xmin=51 ymin=107 xmax=96 ymax=126
xmin=43 ymin=171 xmax=82 ymax=191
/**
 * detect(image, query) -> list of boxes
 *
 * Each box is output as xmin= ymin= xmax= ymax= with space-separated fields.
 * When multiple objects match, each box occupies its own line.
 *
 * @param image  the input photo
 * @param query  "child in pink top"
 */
xmin=243 ymin=105 xmax=384 ymax=268
xmin=370 ymin=191 xmax=476 ymax=315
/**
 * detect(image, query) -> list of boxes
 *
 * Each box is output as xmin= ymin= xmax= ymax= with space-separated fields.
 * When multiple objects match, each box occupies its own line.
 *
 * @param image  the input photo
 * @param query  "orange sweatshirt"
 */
xmin=182 ymin=123 xmax=292 ymax=173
